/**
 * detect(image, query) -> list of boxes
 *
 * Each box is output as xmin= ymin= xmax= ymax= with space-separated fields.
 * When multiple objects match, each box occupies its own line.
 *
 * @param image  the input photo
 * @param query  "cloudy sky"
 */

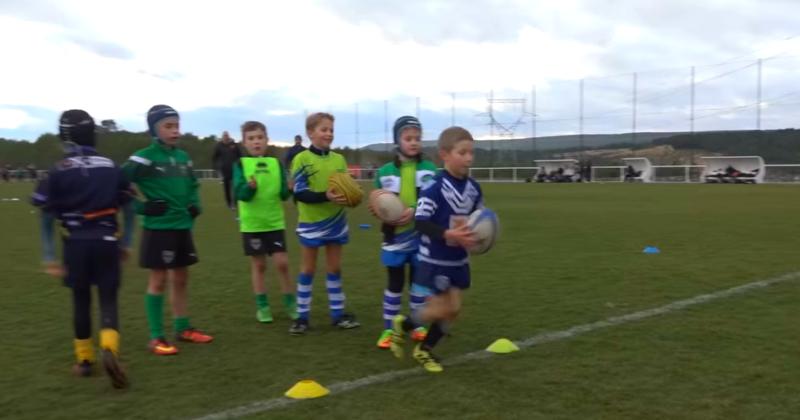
xmin=1 ymin=0 xmax=798 ymax=146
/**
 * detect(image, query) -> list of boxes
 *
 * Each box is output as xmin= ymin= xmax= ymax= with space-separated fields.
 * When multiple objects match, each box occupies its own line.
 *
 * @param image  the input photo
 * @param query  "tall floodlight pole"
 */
xmin=756 ymin=58 xmax=762 ymax=130
xmin=579 ymin=79 xmax=584 ymax=152
xmin=632 ymin=72 xmax=638 ymax=143
xmin=451 ymin=93 xmax=456 ymax=126
xmin=531 ymin=85 xmax=537 ymax=160
xmin=690 ymin=66 xmax=695 ymax=134
xmin=355 ymin=103 xmax=360 ymax=164
xmin=384 ymin=100 xmax=389 ymax=152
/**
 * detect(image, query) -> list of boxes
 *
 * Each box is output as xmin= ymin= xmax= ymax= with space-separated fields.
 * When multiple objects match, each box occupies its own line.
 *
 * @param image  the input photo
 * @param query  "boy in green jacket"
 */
xmin=232 ymin=121 xmax=298 ymax=323
xmin=122 ymin=104 xmax=213 ymax=356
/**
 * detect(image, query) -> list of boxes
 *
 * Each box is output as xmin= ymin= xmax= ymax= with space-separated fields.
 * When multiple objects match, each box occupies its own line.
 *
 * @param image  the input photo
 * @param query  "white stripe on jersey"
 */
xmin=441 ymin=178 xmax=479 ymax=214
xmin=128 ymin=155 xmax=152 ymax=166
xmin=415 ymin=197 xmax=437 ymax=217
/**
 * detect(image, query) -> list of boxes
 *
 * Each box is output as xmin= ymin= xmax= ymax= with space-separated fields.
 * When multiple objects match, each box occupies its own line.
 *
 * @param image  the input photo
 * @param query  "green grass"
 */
xmin=2 ymin=181 xmax=800 ymax=419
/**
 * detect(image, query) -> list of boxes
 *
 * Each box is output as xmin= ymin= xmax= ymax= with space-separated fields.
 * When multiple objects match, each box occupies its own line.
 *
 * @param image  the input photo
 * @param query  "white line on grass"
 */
xmin=193 ymin=271 xmax=800 ymax=420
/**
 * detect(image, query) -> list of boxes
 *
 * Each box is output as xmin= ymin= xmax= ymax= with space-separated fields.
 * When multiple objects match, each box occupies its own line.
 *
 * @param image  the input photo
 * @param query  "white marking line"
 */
xmin=194 ymin=271 xmax=800 ymax=420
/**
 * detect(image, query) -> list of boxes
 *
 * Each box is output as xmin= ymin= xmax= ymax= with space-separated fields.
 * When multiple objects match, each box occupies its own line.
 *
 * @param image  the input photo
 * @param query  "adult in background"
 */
xmin=212 ymin=131 xmax=241 ymax=210
xmin=284 ymin=135 xmax=306 ymax=190
xmin=284 ymin=134 xmax=306 ymax=169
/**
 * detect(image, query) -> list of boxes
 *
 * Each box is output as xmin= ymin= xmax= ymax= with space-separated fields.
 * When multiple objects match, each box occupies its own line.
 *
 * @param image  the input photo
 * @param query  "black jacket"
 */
xmin=212 ymin=140 xmax=242 ymax=176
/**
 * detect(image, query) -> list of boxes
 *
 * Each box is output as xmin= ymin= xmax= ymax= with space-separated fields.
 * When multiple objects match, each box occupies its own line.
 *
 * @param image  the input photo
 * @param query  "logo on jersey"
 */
xmin=434 ymin=275 xmax=451 ymax=291
xmin=162 ymin=250 xmax=175 ymax=264
xmin=250 ymin=238 xmax=262 ymax=250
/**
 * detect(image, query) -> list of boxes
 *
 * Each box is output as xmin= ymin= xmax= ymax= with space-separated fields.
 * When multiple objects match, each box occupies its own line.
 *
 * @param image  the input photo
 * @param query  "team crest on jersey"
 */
xmin=250 ymin=238 xmax=262 ymax=250
xmin=162 ymin=250 xmax=175 ymax=264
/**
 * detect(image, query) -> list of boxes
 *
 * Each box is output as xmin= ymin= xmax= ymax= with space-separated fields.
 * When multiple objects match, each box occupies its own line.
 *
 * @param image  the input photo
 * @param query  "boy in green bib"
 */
xmin=233 ymin=121 xmax=298 ymax=323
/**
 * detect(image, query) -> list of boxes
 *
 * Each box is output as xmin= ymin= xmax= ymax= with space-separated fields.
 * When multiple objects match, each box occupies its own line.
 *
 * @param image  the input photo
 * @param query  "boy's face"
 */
xmin=157 ymin=117 xmax=181 ymax=146
xmin=243 ymin=129 xmax=268 ymax=156
xmin=398 ymin=127 xmax=422 ymax=157
xmin=307 ymin=118 xmax=334 ymax=149
xmin=439 ymin=139 xmax=474 ymax=178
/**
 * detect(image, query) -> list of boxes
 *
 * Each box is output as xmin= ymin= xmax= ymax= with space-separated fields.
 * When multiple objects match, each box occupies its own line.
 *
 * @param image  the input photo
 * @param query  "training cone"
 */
xmin=486 ymin=338 xmax=520 ymax=354
xmin=643 ymin=246 xmax=660 ymax=254
xmin=285 ymin=380 xmax=330 ymax=399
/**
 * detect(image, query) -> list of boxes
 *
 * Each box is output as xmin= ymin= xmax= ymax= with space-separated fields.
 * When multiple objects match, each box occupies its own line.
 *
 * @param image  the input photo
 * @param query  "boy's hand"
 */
xmin=326 ymin=189 xmax=347 ymax=205
xmin=120 ymin=247 xmax=131 ymax=263
xmin=43 ymin=261 xmax=65 ymax=278
xmin=142 ymin=200 xmax=168 ymax=216
xmin=187 ymin=204 xmax=200 ymax=219
xmin=444 ymin=224 xmax=477 ymax=249
xmin=389 ymin=207 xmax=414 ymax=226
xmin=247 ymin=176 xmax=257 ymax=189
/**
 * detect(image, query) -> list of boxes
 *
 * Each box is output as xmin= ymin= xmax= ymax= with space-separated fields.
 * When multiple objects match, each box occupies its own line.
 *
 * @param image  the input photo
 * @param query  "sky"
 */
xmin=1 ymin=0 xmax=799 ymax=147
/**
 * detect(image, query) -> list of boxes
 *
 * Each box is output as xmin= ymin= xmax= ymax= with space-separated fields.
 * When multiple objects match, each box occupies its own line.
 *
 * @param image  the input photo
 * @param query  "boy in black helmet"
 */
xmin=32 ymin=109 xmax=134 ymax=389
xmin=370 ymin=116 xmax=437 ymax=349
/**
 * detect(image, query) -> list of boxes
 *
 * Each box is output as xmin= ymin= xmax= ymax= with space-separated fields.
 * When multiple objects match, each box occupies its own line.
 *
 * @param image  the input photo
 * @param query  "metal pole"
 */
xmin=756 ymin=58 xmax=762 ymax=130
xmin=451 ymin=92 xmax=455 ymax=126
xmin=531 ymin=85 xmax=537 ymax=160
xmin=355 ymin=103 xmax=360 ymax=164
xmin=632 ymin=72 xmax=638 ymax=143
xmin=579 ymin=79 xmax=584 ymax=152
xmin=384 ymin=100 xmax=389 ymax=152
xmin=690 ymin=66 xmax=695 ymax=134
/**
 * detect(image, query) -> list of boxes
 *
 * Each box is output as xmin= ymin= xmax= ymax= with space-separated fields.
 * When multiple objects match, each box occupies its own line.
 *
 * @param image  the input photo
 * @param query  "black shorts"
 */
xmin=63 ymin=239 xmax=121 ymax=289
xmin=140 ymin=229 xmax=198 ymax=269
xmin=242 ymin=230 xmax=287 ymax=256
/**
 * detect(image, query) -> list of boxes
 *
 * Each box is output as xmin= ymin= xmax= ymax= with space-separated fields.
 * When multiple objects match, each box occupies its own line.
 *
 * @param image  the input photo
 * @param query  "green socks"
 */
xmin=145 ymin=294 xmax=164 ymax=339
xmin=174 ymin=316 xmax=190 ymax=334
xmin=255 ymin=293 xmax=269 ymax=309
xmin=283 ymin=293 xmax=298 ymax=320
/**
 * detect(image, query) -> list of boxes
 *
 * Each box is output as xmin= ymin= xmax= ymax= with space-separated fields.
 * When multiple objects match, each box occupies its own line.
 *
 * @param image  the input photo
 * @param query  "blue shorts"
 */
xmin=411 ymin=261 xmax=471 ymax=297
xmin=296 ymin=211 xmax=349 ymax=248
xmin=298 ymin=235 xmax=349 ymax=248
xmin=63 ymin=238 xmax=121 ymax=289
xmin=381 ymin=250 xmax=417 ymax=268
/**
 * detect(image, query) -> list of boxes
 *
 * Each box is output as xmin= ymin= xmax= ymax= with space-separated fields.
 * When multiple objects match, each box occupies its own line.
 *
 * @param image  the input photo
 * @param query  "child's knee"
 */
xmin=253 ymin=258 xmax=267 ymax=273
xmin=447 ymin=306 xmax=461 ymax=321
xmin=148 ymin=271 xmax=167 ymax=292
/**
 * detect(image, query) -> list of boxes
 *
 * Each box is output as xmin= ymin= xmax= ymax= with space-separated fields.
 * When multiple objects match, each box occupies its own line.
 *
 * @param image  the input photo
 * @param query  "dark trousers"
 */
xmin=221 ymin=171 xmax=233 ymax=208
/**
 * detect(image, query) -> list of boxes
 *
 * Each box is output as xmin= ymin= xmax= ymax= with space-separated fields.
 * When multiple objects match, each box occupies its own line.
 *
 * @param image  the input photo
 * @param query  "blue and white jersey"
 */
xmin=415 ymin=171 xmax=483 ymax=266
xmin=31 ymin=146 xmax=132 ymax=240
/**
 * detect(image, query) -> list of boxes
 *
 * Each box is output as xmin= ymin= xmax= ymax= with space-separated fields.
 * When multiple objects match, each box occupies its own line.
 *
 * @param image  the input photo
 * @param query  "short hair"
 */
xmin=305 ymin=112 xmax=334 ymax=133
xmin=438 ymin=126 xmax=474 ymax=151
xmin=294 ymin=134 xmax=302 ymax=141
xmin=241 ymin=121 xmax=267 ymax=139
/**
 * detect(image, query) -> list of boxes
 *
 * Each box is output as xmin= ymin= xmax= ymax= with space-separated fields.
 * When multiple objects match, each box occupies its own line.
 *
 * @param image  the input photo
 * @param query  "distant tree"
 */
xmin=100 ymin=119 xmax=118 ymax=132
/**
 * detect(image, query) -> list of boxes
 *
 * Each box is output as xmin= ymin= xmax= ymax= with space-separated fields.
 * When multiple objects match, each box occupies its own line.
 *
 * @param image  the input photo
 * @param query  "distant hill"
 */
xmin=362 ymin=132 xmax=684 ymax=152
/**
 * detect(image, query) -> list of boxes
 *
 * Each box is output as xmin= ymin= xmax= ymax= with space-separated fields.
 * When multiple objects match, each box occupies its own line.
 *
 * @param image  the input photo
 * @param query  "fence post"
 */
xmin=490 ymin=168 xmax=494 ymax=182
xmin=513 ymin=168 xmax=518 ymax=182
xmin=685 ymin=166 xmax=690 ymax=183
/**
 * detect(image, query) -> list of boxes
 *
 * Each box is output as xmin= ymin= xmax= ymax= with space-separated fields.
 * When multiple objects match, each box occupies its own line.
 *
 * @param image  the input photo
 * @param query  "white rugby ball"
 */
xmin=467 ymin=208 xmax=499 ymax=255
xmin=369 ymin=189 xmax=406 ymax=223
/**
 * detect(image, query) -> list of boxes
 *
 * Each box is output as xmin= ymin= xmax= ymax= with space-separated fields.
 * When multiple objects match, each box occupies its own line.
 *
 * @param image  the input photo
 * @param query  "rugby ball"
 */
xmin=328 ymin=172 xmax=364 ymax=207
xmin=467 ymin=208 xmax=499 ymax=255
xmin=369 ymin=189 xmax=405 ymax=223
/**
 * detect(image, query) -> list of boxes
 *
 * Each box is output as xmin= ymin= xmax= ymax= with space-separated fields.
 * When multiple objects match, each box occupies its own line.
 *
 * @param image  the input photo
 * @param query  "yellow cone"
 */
xmin=285 ymin=380 xmax=330 ymax=399
xmin=486 ymin=338 xmax=520 ymax=354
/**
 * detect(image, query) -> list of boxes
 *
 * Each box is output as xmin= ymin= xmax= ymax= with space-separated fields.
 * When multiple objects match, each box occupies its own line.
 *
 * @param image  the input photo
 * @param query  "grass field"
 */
xmin=2 ymin=181 xmax=800 ymax=419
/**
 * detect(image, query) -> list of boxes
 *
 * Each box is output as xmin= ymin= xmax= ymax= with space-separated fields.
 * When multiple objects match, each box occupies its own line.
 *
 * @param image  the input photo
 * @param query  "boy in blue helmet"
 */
xmin=371 ymin=116 xmax=437 ymax=349
xmin=122 ymin=105 xmax=213 ymax=356
xmin=33 ymin=109 xmax=134 ymax=388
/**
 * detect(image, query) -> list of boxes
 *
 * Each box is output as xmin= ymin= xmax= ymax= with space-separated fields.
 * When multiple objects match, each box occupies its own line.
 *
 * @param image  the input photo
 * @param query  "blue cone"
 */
xmin=643 ymin=246 xmax=660 ymax=254
xmin=359 ymin=224 xmax=372 ymax=230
